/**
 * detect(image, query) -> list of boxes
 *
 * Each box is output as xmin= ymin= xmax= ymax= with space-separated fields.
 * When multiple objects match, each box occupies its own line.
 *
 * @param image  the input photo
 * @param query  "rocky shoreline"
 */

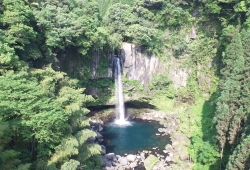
xmin=89 ymin=110 xmax=192 ymax=170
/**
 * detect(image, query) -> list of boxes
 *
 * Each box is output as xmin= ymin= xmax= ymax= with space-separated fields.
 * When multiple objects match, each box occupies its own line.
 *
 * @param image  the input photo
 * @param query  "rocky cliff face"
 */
xmin=167 ymin=58 xmax=191 ymax=88
xmin=55 ymin=43 xmax=192 ymax=90
xmin=120 ymin=42 xmax=191 ymax=88
xmin=121 ymin=43 xmax=159 ymax=85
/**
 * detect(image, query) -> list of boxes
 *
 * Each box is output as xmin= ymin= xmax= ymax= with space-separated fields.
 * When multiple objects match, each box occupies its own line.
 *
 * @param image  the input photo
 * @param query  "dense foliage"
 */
xmin=0 ymin=0 xmax=103 ymax=169
xmin=0 ymin=0 xmax=250 ymax=169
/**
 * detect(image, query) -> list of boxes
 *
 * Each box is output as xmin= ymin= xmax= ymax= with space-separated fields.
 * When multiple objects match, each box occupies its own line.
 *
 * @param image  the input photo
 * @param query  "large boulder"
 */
xmin=180 ymin=154 xmax=189 ymax=161
xmin=105 ymin=161 xmax=112 ymax=167
xmin=178 ymin=148 xmax=189 ymax=161
xmin=126 ymin=154 xmax=136 ymax=162
xmin=144 ymin=155 xmax=159 ymax=170
xmin=99 ymin=156 xmax=107 ymax=167
xmin=98 ymin=124 xmax=103 ymax=131
xmin=118 ymin=157 xmax=128 ymax=166
xmin=140 ymin=152 xmax=145 ymax=160
xmin=96 ymin=132 xmax=103 ymax=139
xmin=105 ymin=153 xmax=115 ymax=160
xmin=165 ymin=156 xmax=171 ymax=162
xmin=164 ymin=144 xmax=173 ymax=151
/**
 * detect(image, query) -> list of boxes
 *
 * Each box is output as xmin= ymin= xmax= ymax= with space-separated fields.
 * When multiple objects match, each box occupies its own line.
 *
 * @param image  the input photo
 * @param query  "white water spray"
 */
xmin=114 ymin=57 xmax=129 ymax=125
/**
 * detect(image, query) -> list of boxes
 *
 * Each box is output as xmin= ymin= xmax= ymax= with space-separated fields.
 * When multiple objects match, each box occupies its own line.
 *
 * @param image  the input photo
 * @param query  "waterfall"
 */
xmin=114 ymin=57 xmax=129 ymax=125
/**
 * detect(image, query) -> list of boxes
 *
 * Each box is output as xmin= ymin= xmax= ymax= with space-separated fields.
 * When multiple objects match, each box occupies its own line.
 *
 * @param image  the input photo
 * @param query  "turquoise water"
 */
xmin=101 ymin=120 xmax=170 ymax=155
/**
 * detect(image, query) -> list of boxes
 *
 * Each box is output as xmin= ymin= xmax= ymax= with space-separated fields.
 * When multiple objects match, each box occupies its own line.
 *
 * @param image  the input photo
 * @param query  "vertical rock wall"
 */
xmin=167 ymin=58 xmax=191 ymax=88
xmin=91 ymin=50 xmax=100 ymax=79
xmin=121 ymin=43 xmax=159 ymax=85
xmin=120 ymin=42 xmax=191 ymax=88
xmin=90 ymin=50 xmax=113 ymax=79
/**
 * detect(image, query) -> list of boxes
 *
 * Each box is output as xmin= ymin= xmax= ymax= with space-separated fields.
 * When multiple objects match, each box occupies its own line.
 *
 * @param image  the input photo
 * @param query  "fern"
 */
xmin=61 ymin=159 xmax=80 ymax=170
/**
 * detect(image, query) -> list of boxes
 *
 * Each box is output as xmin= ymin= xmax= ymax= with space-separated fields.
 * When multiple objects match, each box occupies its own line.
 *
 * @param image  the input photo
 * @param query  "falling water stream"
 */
xmin=114 ymin=57 xmax=129 ymax=125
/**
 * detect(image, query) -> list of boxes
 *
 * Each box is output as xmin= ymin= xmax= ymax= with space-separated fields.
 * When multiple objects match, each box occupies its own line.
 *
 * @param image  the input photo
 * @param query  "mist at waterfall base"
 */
xmin=101 ymin=120 xmax=170 ymax=155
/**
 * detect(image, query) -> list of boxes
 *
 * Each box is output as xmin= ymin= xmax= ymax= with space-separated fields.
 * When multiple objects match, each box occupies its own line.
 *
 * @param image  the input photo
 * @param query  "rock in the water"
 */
xmin=144 ymin=155 xmax=159 ymax=170
xmin=98 ymin=124 xmax=103 ymax=131
xmin=98 ymin=138 xmax=104 ymax=142
xmin=96 ymin=132 xmax=103 ymax=139
xmin=140 ymin=152 xmax=145 ymax=160
xmin=164 ymin=144 xmax=173 ymax=150
xmin=127 ymin=154 xmax=136 ymax=162
xmin=163 ymin=150 xmax=168 ymax=153
xmin=101 ymin=145 xmax=106 ymax=155
xmin=116 ymin=155 xmax=122 ymax=159
xmin=105 ymin=153 xmax=115 ymax=160
xmin=158 ymin=128 xmax=164 ymax=133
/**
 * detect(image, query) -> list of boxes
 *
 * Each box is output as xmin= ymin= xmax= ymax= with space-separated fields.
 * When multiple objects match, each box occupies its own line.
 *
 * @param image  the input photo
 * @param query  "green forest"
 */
xmin=0 ymin=0 xmax=250 ymax=169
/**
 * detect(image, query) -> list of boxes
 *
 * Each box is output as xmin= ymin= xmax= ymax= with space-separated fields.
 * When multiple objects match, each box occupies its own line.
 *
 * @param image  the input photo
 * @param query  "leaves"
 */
xmin=0 ymin=43 xmax=18 ymax=65
xmin=0 ymin=66 xmax=97 ymax=166
xmin=125 ymin=24 xmax=161 ymax=47
xmin=61 ymin=159 xmax=80 ymax=170
xmin=33 ymin=0 xmax=104 ymax=53
xmin=1 ymin=0 xmax=37 ymax=50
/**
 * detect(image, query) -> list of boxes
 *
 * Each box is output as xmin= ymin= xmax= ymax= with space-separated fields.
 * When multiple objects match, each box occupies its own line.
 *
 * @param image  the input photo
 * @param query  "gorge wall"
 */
xmin=121 ymin=43 xmax=159 ymax=85
xmin=120 ymin=42 xmax=191 ymax=88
